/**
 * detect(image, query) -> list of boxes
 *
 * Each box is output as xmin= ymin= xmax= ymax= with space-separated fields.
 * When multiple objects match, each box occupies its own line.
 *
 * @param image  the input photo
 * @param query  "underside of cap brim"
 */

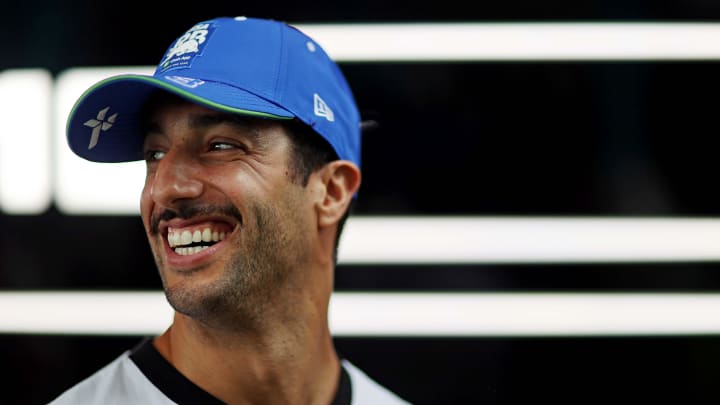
xmin=66 ymin=74 xmax=295 ymax=163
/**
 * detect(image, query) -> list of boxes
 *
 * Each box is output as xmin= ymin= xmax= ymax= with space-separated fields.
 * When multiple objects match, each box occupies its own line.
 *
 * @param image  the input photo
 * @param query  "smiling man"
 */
xmin=50 ymin=16 xmax=410 ymax=405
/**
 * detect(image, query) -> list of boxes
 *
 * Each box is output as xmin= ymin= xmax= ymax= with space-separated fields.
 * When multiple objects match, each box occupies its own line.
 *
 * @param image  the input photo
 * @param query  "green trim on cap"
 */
xmin=67 ymin=74 xmax=293 ymax=135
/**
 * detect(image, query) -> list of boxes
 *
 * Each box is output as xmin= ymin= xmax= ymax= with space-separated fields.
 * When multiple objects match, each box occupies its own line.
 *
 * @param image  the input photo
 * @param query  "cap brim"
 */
xmin=67 ymin=74 xmax=295 ymax=163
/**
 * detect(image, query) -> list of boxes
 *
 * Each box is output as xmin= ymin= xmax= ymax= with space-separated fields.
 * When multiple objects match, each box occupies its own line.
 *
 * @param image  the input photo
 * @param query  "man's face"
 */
xmin=139 ymin=100 xmax=314 ymax=327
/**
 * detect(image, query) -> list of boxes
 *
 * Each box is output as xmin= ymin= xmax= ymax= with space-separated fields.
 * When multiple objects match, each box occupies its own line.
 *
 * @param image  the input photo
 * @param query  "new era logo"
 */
xmin=313 ymin=93 xmax=334 ymax=122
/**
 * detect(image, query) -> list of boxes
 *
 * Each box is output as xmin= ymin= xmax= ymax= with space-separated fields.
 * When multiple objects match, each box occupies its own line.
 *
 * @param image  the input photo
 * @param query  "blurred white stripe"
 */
xmin=0 ymin=69 xmax=53 ymax=214
xmin=0 ymin=292 xmax=171 ymax=335
xmin=339 ymin=216 xmax=720 ymax=263
xmin=297 ymin=22 xmax=720 ymax=61
xmin=332 ymin=292 xmax=720 ymax=336
xmin=3 ymin=291 xmax=720 ymax=336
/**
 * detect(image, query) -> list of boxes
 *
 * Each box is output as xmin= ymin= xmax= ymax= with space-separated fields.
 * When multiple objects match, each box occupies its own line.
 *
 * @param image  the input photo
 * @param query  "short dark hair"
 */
xmin=282 ymin=119 xmax=337 ymax=185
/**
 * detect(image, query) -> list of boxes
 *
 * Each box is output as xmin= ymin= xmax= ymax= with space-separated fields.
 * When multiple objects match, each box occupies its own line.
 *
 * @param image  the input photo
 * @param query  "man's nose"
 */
xmin=149 ymin=151 xmax=204 ymax=207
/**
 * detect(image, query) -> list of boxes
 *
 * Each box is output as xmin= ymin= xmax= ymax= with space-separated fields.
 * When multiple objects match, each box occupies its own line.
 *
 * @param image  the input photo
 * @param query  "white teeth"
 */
xmin=167 ymin=227 xmax=231 ymax=248
xmin=181 ymin=230 xmax=193 ymax=245
xmin=174 ymin=245 xmax=210 ymax=256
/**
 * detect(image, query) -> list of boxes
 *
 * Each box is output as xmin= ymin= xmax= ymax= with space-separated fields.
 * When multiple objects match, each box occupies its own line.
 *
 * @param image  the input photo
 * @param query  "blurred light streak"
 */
xmin=0 ymin=69 xmax=52 ymax=214
xmin=339 ymin=216 xmax=720 ymax=264
xmin=298 ymin=22 xmax=720 ymax=61
xmin=3 ymin=291 xmax=720 ymax=336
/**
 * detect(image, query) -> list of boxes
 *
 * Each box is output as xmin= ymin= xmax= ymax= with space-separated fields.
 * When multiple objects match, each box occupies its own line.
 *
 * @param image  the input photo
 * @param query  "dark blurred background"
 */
xmin=4 ymin=1 xmax=720 ymax=404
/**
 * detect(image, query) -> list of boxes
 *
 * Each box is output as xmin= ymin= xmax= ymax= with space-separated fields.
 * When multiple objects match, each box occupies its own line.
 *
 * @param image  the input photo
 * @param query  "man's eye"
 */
xmin=210 ymin=142 xmax=241 ymax=151
xmin=144 ymin=150 xmax=166 ymax=162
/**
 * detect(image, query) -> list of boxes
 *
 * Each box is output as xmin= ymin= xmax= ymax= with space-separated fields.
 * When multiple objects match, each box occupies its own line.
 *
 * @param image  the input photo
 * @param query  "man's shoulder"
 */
xmin=342 ymin=359 xmax=411 ymax=405
xmin=48 ymin=350 xmax=173 ymax=405
xmin=48 ymin=349 xmax=409 ymax=405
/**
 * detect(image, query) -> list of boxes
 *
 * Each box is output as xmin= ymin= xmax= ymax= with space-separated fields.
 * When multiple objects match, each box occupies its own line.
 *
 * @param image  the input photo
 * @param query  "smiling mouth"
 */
xmin=167 ymin=226 xmax=229 ymax=256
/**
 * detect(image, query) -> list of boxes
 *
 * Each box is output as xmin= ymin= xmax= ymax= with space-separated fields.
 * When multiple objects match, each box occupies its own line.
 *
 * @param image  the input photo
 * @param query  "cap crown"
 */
xmin=66 ymin=16 xmax=361 ymax=167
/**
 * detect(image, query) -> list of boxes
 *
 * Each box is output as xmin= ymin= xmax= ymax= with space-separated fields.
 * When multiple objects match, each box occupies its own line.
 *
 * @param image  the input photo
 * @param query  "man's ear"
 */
xmin=315 ymin=160 xmax=361 ymax=228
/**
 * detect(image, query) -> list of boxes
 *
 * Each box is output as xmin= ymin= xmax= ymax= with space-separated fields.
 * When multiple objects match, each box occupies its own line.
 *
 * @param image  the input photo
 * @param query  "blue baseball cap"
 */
xmin=66 ymin=16 xmax=361 ymax=167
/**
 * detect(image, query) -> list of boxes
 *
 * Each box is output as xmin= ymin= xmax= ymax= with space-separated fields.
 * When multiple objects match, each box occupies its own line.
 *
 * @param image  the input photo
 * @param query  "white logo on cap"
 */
xmin=313 ymin=93 xmax=334 ymax=122
xmin=84 ymin=106 xmax=118 ymax=150
xmin=165 ymin=75 xmax=206 ymax=88
xmin=160 ymin=23 xmax=210 ymax=69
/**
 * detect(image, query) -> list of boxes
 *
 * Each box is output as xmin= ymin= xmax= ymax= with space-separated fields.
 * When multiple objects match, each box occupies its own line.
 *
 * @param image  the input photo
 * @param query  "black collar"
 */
xmin=129 ymin=337 xmax=352 ymax=405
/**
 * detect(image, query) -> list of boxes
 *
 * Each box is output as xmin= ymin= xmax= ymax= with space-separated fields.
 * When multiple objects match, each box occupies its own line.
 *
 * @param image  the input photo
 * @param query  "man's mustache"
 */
xmin=150 ymin=203 xmax=243 ymax=234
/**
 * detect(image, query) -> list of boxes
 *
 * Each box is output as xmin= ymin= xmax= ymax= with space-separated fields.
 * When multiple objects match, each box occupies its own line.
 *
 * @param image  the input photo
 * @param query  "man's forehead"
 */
xmin=142 ymin=98 xmax=279 ymax=140
xmin=143 ymin=90 xmax=277 ymax=125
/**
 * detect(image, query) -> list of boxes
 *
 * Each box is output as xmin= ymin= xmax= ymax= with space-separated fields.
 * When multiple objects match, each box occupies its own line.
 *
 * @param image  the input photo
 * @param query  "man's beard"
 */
xmin=152 ymin=200 xmax=305 ymax=332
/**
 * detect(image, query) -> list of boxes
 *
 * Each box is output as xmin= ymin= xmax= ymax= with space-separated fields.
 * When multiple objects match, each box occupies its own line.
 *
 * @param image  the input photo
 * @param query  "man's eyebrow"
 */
xmin=143 ymin=120 xmax=162 ymax=135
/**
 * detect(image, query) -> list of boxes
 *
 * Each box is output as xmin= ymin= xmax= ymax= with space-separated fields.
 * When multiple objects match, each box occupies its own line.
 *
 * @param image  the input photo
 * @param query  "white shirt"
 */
xmin=48 ymin=338 xmax=410 ymax=405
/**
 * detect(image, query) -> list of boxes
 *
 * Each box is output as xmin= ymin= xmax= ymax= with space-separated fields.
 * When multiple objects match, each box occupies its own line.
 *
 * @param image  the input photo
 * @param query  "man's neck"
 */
xmin=153 ymin=311 xmax=340 ymax=405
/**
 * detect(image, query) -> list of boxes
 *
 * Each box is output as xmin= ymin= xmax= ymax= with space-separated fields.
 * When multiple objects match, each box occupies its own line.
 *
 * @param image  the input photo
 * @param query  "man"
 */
xmin=51 ymin=16 xmax=410 ymax=405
